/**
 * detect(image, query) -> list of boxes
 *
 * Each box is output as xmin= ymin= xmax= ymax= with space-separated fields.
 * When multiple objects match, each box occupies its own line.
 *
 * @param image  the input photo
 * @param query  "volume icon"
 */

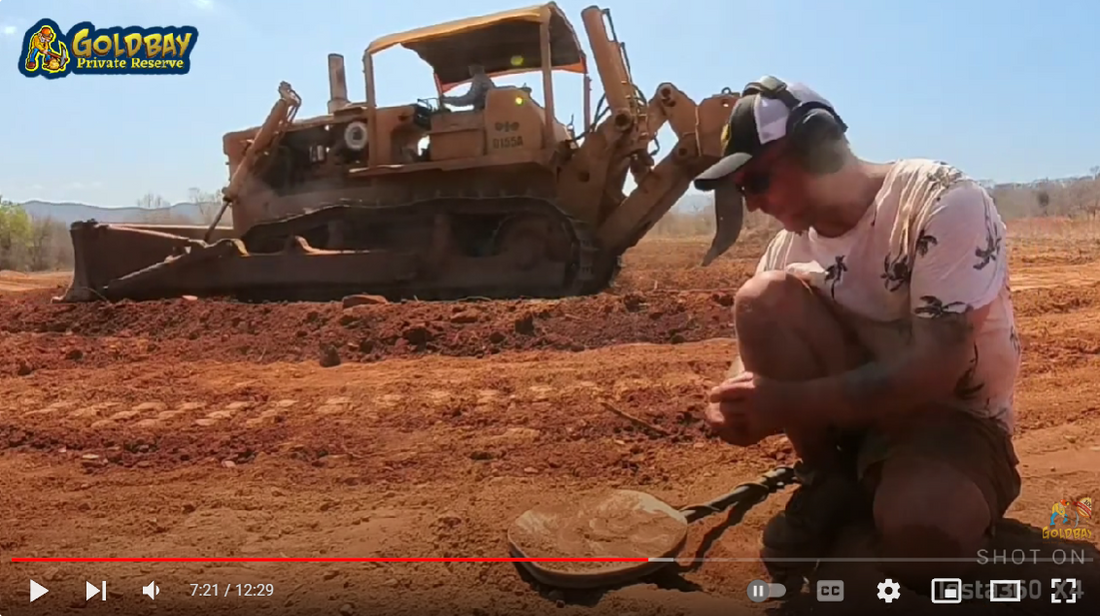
xmin=143 ymin=581 xmax=160 ymax=600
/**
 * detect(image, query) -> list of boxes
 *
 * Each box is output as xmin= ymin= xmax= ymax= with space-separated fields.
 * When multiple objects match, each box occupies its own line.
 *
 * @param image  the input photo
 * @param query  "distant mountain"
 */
xmin=20 ymin=200 xmax=208 ymax=225
xmin=20 ymin=172 xmax=1095 ymax=227
xmin=18 ymin=195 xmax=712 ymax=226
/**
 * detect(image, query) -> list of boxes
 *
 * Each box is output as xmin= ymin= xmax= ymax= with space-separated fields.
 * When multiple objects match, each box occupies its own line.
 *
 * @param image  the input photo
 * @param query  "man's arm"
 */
xmin=799 ymin=302 xmax=990 ymax=426
xmin=441 ymin=77 xmax=490 ymax=107
xmin=789 ymin=181 xmax=1007 ymax=427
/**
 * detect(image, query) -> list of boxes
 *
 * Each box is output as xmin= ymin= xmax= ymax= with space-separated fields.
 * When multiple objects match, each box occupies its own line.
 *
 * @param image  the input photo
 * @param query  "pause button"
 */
xmin=747 ymin=580 xmax=787 ymax=602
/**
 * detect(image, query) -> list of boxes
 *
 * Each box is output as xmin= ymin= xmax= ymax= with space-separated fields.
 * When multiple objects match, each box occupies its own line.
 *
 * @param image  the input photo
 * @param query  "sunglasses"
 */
xmin=732 ymin=142 xmax=791 ymax=195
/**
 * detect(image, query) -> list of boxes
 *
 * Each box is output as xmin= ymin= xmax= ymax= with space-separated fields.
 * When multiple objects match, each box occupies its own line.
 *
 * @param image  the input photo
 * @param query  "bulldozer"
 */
xmin=60 ymin=3 xmax=745 ymax=303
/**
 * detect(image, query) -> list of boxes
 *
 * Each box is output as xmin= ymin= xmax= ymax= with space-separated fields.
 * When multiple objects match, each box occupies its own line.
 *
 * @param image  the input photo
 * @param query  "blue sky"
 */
xmin=1 ymin=0 xmax=1097 ymax=207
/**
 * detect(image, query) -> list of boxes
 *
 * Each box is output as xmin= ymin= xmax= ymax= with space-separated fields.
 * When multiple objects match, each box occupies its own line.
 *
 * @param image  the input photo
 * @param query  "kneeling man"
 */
xmin=695 ymin=76 xmax=1022 ymax=590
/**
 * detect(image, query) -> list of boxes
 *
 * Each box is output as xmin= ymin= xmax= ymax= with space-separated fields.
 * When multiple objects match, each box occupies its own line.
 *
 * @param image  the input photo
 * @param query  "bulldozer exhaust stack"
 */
xmin=327 ymin=53 xmax=349 ymax=113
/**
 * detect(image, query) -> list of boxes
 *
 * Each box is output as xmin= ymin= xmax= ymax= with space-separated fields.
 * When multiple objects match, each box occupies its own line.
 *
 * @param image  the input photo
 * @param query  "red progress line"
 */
xmin=12 ymin=558 xmax=649 ymax=563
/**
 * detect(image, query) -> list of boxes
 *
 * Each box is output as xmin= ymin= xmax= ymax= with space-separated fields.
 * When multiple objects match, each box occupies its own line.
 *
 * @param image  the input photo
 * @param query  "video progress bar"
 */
xmin=13 ymin=557 xmax=1094 ymax=563
xmin=11 ymin=558 xmax=649 ymax=563
xmin=650 ymin=557 xmax=1095 ymax=563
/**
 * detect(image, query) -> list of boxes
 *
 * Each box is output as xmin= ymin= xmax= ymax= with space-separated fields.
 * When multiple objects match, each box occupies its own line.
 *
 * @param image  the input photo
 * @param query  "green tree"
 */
xmin=0 ymin=196 xmax=32 ymax=271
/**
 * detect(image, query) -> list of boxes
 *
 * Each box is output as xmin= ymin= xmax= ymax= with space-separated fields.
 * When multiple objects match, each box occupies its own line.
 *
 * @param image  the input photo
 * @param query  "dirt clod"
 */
xmin=319 ymin=344 xmax=341 ymax=367
xmin=342 ymin=294 xmax=388 ymax=308
xmin=450 ymin=309 xmax=481 ymax=324
xmin=513 ymin=314 xmax=536 ymax=335
xmin=402 ymin=325 xmax=433 ymax=346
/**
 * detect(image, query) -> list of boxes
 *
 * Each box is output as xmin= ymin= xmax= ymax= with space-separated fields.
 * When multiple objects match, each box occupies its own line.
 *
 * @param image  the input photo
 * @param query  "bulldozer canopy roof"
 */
xmin=366 ymin=2 xmax=587 ymax=92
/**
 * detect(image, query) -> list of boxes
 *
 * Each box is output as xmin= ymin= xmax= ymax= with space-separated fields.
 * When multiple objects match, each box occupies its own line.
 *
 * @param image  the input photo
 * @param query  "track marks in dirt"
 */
xmin=5 ymin=331 xmax=1097 ymax=491
xmin=0 ymin=342 xmax=804 ymax=485
xmin=0 ymin=270 xmax=70 ymax=294
xmin=9 ymin=397 xmax=289 ymax=429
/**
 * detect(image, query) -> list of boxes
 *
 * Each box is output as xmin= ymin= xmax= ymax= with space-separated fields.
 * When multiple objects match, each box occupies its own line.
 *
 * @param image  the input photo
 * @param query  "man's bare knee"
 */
xmin=734 ymin=271 xmax=808 ymax=327
xmin=873 ymin=458 xmax=991 ymax=584
xmin=733 ymin=271 xmax=860 ymax=379
xmin=733 ymin=272 xmax=819 ymax=376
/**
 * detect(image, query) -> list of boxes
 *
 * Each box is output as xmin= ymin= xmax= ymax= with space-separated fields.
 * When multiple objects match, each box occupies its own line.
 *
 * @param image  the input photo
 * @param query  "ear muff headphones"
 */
xmin=741 ymin=76 xmax=849 ymax=174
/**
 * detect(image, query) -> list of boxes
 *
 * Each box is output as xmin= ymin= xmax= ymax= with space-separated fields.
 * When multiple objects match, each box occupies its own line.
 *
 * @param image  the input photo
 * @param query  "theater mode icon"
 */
xmin=990 ymin=580 xmax=1022 ymax=602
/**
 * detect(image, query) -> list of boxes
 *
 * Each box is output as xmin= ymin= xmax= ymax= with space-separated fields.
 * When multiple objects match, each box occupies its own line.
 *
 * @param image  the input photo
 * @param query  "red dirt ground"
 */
xmin=0 ymin=228 xmax=1098 ymax=615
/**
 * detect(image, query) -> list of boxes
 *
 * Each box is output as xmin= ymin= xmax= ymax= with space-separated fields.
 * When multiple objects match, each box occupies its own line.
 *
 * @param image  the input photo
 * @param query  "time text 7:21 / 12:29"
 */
xmin=191 ymin=583 xmax=275 ymax=597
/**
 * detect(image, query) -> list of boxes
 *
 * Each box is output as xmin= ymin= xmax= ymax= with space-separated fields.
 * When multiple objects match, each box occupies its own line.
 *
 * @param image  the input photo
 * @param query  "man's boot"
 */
xmin=759 ymin=461 xmax=868 ymax=588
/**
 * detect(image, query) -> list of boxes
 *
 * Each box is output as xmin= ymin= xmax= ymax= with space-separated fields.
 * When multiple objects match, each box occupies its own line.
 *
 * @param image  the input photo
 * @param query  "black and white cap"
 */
xmin=694 ymin=79 xmax=842 ymax=191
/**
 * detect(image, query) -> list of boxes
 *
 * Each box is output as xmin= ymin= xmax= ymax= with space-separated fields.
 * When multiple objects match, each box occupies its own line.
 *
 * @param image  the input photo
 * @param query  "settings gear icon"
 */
xmin=877 ymin=578 xmax=901 ymax=603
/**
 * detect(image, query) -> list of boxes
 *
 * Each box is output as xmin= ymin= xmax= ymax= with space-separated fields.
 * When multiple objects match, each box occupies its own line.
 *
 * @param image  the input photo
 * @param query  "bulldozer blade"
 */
xmin=62 ymin=218 xmax=572 ymax=302
xmin=702 ymin=184 xmax=744 ymax=266
xmin=61 ymin=221 xmax=209 ymax=302
xmin=59 ymin=221 xmax=426 ymax=302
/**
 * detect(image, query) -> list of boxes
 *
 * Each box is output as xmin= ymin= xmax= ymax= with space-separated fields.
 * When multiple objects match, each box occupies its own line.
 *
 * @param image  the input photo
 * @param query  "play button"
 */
xmin=30 ymin=579 xmax=48 ymax=602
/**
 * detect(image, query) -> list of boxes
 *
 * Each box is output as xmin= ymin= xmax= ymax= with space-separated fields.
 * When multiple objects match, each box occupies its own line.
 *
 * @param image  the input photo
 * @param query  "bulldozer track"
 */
xmin=239 ymin=193 xmax=620 ymax=301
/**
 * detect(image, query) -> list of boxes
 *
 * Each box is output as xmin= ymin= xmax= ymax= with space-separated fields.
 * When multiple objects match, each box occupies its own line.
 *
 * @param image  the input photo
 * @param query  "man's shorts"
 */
xmin=854 ymin=409 xmax=1022 ymax=524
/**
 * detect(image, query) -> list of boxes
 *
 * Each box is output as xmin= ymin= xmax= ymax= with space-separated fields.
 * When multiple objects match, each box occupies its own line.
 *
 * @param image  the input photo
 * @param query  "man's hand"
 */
xmin=704 ymin=372 xmax=790 ymax=446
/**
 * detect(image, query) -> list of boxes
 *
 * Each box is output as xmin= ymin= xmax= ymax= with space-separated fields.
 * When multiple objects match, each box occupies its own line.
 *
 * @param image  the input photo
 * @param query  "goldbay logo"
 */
xmin=19 ymin=18 xmax=198 ymax=79
xmin=1044 ymin=497 xmax=1093 ymax=540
